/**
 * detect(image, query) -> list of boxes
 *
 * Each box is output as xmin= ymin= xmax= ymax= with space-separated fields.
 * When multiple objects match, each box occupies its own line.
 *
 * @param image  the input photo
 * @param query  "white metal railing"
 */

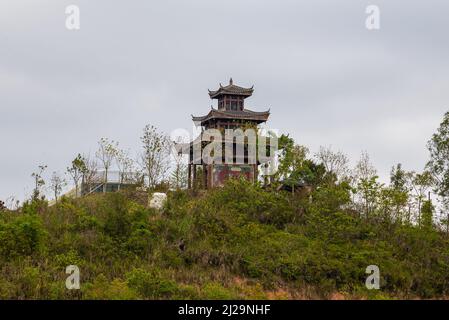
xmin=84 ymin=171 xmax=142 ymax=184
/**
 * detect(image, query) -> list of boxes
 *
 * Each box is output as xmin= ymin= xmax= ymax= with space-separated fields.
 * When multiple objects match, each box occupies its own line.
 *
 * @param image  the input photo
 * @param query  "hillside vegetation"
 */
xmin=0 ymin=178 xmax=449 ymax=300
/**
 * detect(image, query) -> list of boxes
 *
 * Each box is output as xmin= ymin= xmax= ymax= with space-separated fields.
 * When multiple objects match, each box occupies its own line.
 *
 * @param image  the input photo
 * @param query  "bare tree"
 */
xmin=140 ymin=124 xmax=171 ymax=189
xmin=67 ymin=154 xmax=86 ymax=197
xmin=115 ymin=148 xmax=135 ymax=184
xmin=170 ymin=137 xmax=188 ymax=189
xmin=353 ymin=151 xmax=377 ymax=182
xmin=82 ymin=154 xmax=99 ymax=188
xmin=96 ymin=138 xmax=118 ymax=193
xmin=315 ymin=146 xmax=350 ymax=182
xmin=31 ymin=164 xmax=47 ymax=200
xmin=50 ymin=171 xmax=66 ymax=202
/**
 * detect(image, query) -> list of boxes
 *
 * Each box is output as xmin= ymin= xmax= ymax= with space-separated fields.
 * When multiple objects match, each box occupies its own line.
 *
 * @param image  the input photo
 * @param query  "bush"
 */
xmin=0 ymin=214 xmax=47 ymax=258
xmin=83 ymin=274 xmax=138 ymax=300
xmin=195 ymin=179 xmax=296 ymax=228
xmin=126 ymin=268 xmax=178 ymax=299
xmin=201 ymin=282 xmax=237 ymax=300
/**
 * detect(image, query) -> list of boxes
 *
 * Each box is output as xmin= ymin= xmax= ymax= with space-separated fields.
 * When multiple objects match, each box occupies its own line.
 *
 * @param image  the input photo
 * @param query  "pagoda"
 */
xmin=184 ymin=78 xmax=271 ymax=189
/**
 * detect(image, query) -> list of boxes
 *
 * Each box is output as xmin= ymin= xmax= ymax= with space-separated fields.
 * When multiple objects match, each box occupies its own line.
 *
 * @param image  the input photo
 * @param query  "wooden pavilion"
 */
xmin=182 ymin=79 xmax=272 ymax=189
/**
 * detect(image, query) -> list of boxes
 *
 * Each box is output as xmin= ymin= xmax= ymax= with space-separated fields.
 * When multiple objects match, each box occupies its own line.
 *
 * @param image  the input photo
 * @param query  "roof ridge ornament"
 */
xmin=229 ymin=77 xmax=233 ymax=85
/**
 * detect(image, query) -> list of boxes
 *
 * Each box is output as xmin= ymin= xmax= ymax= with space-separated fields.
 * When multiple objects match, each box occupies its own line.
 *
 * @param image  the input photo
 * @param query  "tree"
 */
xmin=352 ymin=152 xmax=378 ymax=216
xmin=275 ymin=134 xmax=309 ymax=182
xmin=273 ymin=134 xmax=329 ymax=192
xmin=315 ymin=146 xmax=350 ymax=183
xmin=427 ymin=111 xmax=449 ymax=231
xmin=115 ymin=148 xmax=135 ymax=185
xmin=96 ymin=138 xmax=118 ymax=193
xmin=388 ymin=163 xmax=410 ymax=222
xmin=421 ymin=200 xmax=435 ymax=230
xmin=170 ymin=138 xmax=188 ymax=190
xmin=390 ymin=164 xmax=407 ymax=192
xmin=409 ymin=170 xmax=433 ymax=226
xmin=140 ymin=125 xmax=171 ymax=189
xmin=4 ymin=196 xmax=20 ymax=210
xmin=81 ymin=154 xmax=99 ymax=189
xmin=353 ymin=151 xmax=377 ymax=182
xmin=67 ymin=154 xmax=86 ymax=197
xmin=31 ymin=165 xmax=47 ymax=200
xmin=357 ymin=175 xmax=382 ymax=218
xmin=49 ymin=172 xmax=66 ymax=202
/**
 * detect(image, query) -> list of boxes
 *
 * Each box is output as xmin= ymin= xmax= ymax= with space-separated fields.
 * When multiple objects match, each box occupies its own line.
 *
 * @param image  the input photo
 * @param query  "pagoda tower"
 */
xmin=185 ymin=79 xmax=271 ymax=189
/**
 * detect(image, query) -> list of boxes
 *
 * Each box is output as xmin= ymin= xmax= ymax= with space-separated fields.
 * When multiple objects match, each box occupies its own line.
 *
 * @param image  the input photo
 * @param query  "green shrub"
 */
xmin=54 ymin=250 xmax=84 ymax=268
xmin=17 ymin=266 xmax=45 ymax=299
xmin=0 ymin=278 xmax=15 ymax=299
xmin=0 ymin=214 xmax=47 ymax=258
xmin=201 ymin=282 xmax=237 ymax=300
xmin=84 ymin=274 xmax=138 ymax=300
xmin=126 ymin=268 xmax=178 ymax=299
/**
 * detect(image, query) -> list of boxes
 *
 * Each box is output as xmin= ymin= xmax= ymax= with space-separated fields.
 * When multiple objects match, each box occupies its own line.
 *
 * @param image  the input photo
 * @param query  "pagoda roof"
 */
xmin=208 ymin=78 xmax=254 ymax=99
xmin=192 ymin=108 xmax=270 ymax=125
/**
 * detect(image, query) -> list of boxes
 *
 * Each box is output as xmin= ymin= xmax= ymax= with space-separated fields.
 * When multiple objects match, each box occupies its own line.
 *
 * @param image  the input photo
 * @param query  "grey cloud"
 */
xmin=0 ymin=0 xmax=448 ymax=200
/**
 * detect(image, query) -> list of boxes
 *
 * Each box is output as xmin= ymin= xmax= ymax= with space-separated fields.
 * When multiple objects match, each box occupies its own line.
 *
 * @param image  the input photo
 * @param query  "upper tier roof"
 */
xmin=208 ymin=78 xmax=254 ymax=99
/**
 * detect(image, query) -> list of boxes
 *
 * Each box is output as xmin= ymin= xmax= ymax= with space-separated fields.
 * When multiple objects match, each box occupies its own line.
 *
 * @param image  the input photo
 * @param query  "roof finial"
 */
xmin=229 ymin=77 xmax=233 ymax=85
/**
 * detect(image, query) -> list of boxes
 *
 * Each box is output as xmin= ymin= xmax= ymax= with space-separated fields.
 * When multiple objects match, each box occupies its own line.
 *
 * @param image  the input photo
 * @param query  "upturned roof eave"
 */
xmin=191 ymin=108 xmax=270 ymax=124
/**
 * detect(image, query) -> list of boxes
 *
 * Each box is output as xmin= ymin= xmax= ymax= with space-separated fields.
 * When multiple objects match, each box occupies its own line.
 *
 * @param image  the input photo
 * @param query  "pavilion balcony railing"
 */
xmin=82 ymin=170 xmax=144 ymax=185
xmin=80 ymin=171 xmax=144 ymax=196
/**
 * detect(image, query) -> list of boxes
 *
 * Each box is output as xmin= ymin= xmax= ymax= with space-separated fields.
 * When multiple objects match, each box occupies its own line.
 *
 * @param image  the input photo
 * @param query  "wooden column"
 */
xmin=192 ymin=164 xmax=197 ymax=190
xmin=253 ymin=164 xmax=258 ymax=183
xmin=208 ymin=165 xmax=213 ymax=189
xmin=203 ymin=164 xmax=207 ymax=189
xmin=188 ymin=164 xmax=192 ymax=189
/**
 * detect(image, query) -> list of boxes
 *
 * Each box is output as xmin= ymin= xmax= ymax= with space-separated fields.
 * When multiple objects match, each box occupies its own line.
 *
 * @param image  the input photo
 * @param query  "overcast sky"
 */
xmin=1 ymin=0 xmax=448 ymax=202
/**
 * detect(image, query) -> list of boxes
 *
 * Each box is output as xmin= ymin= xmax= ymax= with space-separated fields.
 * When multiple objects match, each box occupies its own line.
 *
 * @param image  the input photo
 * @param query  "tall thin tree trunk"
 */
xmin=447 ymin=213 xmax=449 ymax=235
xmin=103 ymin=169 xmax=108 ymax=193
xmin=418 ymin=198 xmax=422 ymax=227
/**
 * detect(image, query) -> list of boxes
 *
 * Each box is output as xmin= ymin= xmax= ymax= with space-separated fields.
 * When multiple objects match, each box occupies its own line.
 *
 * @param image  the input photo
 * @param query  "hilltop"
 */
xmin=1 ymin=111 xmax=448 ymax=300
